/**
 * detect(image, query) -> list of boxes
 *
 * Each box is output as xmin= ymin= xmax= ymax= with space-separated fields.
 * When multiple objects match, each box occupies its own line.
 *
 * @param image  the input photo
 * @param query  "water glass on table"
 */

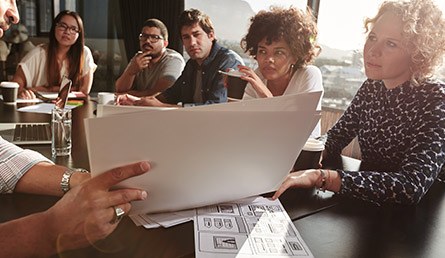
xmin=51 ymin=108 xmax=72 ymax=157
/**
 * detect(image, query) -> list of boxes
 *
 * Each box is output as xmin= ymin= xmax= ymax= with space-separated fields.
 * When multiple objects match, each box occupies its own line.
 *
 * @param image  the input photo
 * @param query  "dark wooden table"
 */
xmin=1 ymin=99 xmax=444 ymax=258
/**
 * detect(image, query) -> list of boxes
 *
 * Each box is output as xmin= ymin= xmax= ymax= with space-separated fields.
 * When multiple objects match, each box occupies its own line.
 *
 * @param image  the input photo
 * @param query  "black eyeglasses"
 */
xmin=139 ymin=33 xmax=163 ymax=43
xmin=56 ymin=22 xmax=80 ymax=34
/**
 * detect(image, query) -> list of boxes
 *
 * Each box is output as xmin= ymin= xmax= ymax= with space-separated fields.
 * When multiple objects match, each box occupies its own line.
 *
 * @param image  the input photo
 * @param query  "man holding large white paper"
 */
xmin=0 ymin=3 xmax=150 ymax=255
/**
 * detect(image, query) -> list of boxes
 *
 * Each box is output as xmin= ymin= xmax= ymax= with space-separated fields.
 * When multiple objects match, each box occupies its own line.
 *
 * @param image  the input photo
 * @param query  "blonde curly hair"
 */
xmin=365 ymin=0 xmax=445 ymax=85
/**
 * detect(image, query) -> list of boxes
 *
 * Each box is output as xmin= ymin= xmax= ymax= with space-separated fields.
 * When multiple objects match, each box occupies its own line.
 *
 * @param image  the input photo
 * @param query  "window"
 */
xmin=316 ymin=0 xmax=445 ymax=110
xmin=184 ymin=0 xmax=306 ymax=66
xmin=313 ymin=1 xmax=383 ymax=110
xmin=14 ymin=0 xmax=125 ymax=92
xmin=16 ymin=0 xmax=37 ymax=36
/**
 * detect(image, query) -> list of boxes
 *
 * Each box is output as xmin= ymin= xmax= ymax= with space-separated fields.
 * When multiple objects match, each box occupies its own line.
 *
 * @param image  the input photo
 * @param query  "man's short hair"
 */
xmin=143 ymin=18 xmax=169 ymax=42
xmin=178 ymin=9 xmax=214 ymax=37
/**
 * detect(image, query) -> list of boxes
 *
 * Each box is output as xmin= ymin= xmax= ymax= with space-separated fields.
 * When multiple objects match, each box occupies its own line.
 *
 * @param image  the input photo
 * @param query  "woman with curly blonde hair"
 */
xmin=233 ymin=6 xmax=323 ymax=138
xmin=273 ymin=0 xmax=445 ymax=205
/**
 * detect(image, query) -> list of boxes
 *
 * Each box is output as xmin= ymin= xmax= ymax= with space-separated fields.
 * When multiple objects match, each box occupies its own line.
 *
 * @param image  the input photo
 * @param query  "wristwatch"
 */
xmin=60 ymin=168 xmax=89 ymax=194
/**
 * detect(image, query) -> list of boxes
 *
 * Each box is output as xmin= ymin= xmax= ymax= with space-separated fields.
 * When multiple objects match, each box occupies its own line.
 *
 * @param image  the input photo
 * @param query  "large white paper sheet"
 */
xmin=0 ymin=95 xmax=43 ymax=103
xmin=17 ymin=103 xmax=77 ymax=114
xmin=36 ymin=91 xmax=86 ymax=99
xmin=85 ymin=93 xmax=321 ymax=214
xmin=96 ymin=104 xmax=176 ymax=117
xmin=98 ymin=91 xmax=322 ymax=116
xmin=194 ymin=196 xmax=314 ymax=258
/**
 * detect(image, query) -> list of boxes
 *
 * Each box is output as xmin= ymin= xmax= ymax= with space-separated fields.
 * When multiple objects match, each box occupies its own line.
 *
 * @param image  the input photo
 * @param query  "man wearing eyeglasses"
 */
xmin=117 ymin=9 xmax=244 ymax=107
xmin=115 ymin=18 xmax=185 ymax=97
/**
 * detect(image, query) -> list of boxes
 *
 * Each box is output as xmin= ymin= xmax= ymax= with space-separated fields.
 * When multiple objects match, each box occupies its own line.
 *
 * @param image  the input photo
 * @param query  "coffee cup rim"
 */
xmin=0 ymin=82 xmax=19 ymax=88
xmin=302 ymin=138 xmax=324 ymax=151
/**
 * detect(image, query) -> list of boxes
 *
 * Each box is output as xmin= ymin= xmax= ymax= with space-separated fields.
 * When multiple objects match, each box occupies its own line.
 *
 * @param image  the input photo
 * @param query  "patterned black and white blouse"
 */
xmin=325 ymin=79 xmax=445 ymax=205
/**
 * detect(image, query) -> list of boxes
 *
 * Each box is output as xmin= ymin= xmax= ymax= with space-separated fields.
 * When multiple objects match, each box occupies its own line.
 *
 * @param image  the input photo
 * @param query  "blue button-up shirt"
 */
xmin=161 ymin=41 xmax=244 ymax=105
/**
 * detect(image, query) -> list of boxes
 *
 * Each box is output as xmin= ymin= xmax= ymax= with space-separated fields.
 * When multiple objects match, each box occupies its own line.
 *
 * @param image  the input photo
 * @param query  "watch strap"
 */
xmin=61 ymin=168 xmax=89 ymax=194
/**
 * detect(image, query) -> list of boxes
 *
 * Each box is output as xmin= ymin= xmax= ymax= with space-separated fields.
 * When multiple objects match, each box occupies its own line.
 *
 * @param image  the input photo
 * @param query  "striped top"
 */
xmin=0 ymin=137 xmax=52 ymax=194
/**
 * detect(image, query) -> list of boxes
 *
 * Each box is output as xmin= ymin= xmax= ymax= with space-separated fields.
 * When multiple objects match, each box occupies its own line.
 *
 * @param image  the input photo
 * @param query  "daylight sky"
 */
xmin=243 ymin=0 xmax=445 ymax=51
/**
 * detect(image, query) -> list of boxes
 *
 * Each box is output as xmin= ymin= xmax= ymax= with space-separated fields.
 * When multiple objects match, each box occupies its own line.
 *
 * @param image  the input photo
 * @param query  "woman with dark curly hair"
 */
xmin=273 ymin=0 xmax=445 ymax=205
xmin=237 ymin=6 xmax=323 ymax=138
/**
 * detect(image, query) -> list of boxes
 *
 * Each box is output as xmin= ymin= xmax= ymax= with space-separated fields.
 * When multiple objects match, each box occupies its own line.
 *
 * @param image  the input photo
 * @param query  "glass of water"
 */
xmin=51 ymin=107 xmax=72 ymax=157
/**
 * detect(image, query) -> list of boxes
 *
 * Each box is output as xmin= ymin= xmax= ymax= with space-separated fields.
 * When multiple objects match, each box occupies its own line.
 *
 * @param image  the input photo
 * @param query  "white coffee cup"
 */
xmin=0 ymin=81 xmax=19 ymax=104
xmin=293 ymin=138 xmax=325 ymax=171
xmin=98 ymin=92 xmax=115 ymax=105
xmin=302 ymin=138 xmax=325 ymax=152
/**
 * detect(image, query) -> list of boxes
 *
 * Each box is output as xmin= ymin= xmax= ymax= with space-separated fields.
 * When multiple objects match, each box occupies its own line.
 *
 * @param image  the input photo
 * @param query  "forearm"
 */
xmin=78 ymin=70 xmax=94 ymax=95
xmin=321 ymin=169 xmax=341 ymax=192
xmin=0 ymin=211 xmax=57 ymax=257
xmin=157 ymin=94 xmax=181 ymax=108
xmin=127 ymin=88 xmax=160 ymax=97
xmin=253 ymin=86 xmax=273 ymax=98
xmin=14 ymin=162 xmax=90 ymax=196
xmin=127 ymin=78 xmax=175 ymax=97
xmin=115 ymin=70 xmax=136 ymax=92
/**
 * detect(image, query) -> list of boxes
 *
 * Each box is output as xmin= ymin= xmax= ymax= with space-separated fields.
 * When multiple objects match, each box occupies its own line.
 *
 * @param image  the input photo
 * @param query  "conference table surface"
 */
xmin=1 ymin=98 xmax=444 ymax=258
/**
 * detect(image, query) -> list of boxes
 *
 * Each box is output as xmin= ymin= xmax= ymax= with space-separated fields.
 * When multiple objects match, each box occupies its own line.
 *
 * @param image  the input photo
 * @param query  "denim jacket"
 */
xmin=161 ymin=41 xmax=244 ymax=105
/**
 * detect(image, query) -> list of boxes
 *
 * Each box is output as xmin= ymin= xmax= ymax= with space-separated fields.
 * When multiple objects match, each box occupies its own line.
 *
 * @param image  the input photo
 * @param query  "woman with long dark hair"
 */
xmin=14 ymin=10 xmax=96 ymax=99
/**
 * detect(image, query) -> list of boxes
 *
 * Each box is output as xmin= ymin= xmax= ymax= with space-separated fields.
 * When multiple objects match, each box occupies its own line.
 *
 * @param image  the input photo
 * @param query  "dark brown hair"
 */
xmin=143 ymin=18 xmax=169 ymax=42
xmin=178 ymin=9 xmax=214 ymax=39
xmin=241 ymin=6 xmax=320 ymax=70
xmin=47 ymin=10 xmax=85 ymax=89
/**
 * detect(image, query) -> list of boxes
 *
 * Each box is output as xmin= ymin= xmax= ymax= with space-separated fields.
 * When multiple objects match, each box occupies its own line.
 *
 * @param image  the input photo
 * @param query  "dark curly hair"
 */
xmin=241 ymin=6 xmax=320 ymax=70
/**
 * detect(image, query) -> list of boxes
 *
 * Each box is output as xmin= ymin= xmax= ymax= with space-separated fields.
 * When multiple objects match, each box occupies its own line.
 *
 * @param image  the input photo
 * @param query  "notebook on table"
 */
xmin=0 ymin=77 xmax=72 ymax=145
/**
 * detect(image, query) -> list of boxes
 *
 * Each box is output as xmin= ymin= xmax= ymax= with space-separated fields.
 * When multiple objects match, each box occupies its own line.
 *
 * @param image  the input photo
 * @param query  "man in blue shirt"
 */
xmin=117 ymin=8 xmax=244 ymax=107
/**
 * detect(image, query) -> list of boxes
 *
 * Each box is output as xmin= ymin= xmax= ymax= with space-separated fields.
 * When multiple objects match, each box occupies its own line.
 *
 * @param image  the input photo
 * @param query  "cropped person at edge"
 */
xmin=0 ymin=3 xmax=150 ymax=256
xmin=273 ymin=0 xmax=445 ymax=205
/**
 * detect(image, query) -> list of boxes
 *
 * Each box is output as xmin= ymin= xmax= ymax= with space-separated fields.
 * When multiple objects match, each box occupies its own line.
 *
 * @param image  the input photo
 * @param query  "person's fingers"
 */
xmin=25 ymin=90 xmax=36 ymax=99
xmin=115 ymin=95 xmax=126 ymax=105
xmin=272 ymin=177 xmax=295 ymax=200
xmin=106 ymin=203 xmax=131 ymax=224
xmin=18 ymin=91 xmax=26 ymax=99
xmin=93 ymin=161 xmax=150 ymax=189
xmin=271 ymin=172 xmax=305 ymax=200
xmin=84 ymin=203 xmax=132 ymax=242
xmin=20 ymin=90 xmax=30 ymax=99
xmin=102 ymin=189 xmax=147 ymax=207
xmin=222 ymin=75 xmax=228 ymax=87
xmin=134 ymin=99 xmax=144 ymax=106
xmin=237 ymin=65 xmax=249 ymax=70
xmin=29 ymin=90 xmax=36 ymax=99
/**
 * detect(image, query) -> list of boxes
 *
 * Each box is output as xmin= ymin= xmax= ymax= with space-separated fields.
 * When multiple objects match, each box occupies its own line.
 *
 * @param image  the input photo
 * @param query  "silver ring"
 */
xmin=110 ymin=206 xmax=125 ymax=224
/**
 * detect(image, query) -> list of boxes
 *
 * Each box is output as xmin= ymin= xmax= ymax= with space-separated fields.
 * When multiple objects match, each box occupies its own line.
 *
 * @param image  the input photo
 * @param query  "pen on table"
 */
xmin=33 ymin=91 xmax=52 ymax=102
